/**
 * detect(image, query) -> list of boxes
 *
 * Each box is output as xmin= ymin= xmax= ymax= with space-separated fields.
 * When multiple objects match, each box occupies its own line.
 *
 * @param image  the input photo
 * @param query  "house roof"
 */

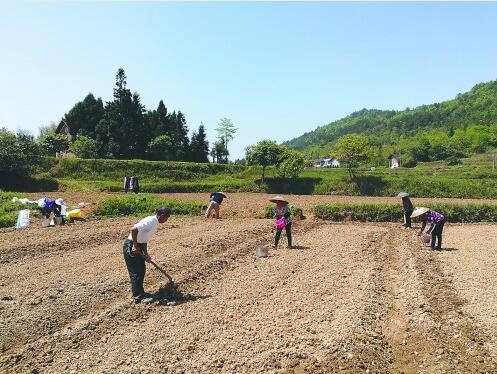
xmin=56 ymin=120 xmax=70 ymax=134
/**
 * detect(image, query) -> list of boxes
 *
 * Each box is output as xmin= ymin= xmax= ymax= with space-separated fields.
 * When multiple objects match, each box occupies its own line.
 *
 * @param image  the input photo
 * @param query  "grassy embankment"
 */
xmin=0 ymin=151 xmax=494 ymax=197
xmin=48 ymin=155 xmax=497 ymax=198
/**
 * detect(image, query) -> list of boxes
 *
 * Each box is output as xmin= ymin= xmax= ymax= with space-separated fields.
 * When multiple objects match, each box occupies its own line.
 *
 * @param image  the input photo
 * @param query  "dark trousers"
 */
xmin=431 ymin=220 xmax=446 ymax=249
xmin=275 ymin=223 xmax=292 ymax=247
xmin=404 ymin=209 xmax=413 ymax=228
xmin=123 ymin=239 xmax=147 ymax=297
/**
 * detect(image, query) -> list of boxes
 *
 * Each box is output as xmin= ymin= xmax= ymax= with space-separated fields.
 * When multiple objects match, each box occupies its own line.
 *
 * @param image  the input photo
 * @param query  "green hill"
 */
xmin=284 ymin=79 xmax=497 ymax=161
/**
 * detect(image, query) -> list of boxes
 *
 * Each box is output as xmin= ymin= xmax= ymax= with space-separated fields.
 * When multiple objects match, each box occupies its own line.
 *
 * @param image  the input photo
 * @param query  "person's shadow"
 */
xmin=290 ymin=245 xmax=310 ymax=250
xmin=439 ymin=247 xmax=459 ymax=252
xmin=152 ymin=281 xmax=210 ymax=305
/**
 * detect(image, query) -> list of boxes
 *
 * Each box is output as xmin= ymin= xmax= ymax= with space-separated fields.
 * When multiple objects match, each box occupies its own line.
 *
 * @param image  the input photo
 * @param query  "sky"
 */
xmin=1 ymin=2 xmax=497 ymax=160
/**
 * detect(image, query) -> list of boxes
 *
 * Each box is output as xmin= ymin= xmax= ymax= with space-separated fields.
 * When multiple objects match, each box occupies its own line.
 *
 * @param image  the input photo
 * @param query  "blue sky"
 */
xmin=1 ymin=2 xmax=497 ymax=159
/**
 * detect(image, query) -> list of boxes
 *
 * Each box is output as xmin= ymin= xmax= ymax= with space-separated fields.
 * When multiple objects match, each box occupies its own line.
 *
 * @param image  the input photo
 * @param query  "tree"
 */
xmin=333 ymin=134 xmax=372 ymax=179
xmin=39 ymin=133 xmax=71 ymax=156
xmin=215 ymin=118 xmax=237 ymax=160
xmin=210 ymin=141 xmax=229 ymax=163
xmin=70 ymin=135 xmax=98 ymax=159
xmin=245 ymin=140 xmax=284 ymax=181
xmin=169 ymin=111 xmax=190 ymax=161
xmin=94 ymin=68 xmax=147 ymax=159
xmin=277 ymin=150 xmax=305 ymax=179
xmin=190 ymin=123 xmax=209 ymax=163
xmin=63 ymin=93 xmax=104 ymax=138
xmin=0 ymin=128 xmax=42 ymax=177
xmin=147 ymin=135 xmax=173 ymax=161
xmin=38 ymin=122 xmax=57 ymax=139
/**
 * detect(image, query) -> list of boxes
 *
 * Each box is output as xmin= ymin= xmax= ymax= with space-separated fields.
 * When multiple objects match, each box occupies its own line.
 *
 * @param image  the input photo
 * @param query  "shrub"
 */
xmin=313 ymin=203 xmax=497 ymax=223
xmin=264 ymin=205 xmax=304 ymax=219
xmin=313 ymin=204 xmax=400 ymax=222
xmin=70 ymin=135 xmax=99 ymax=159
xmin=445 ymin=156 xmax=462 ymax=166
xmin=50 ymin=158 xmax=246 ymax=179
xmin=93 ymin=196 xmax=207 ymax=218
xmin=0 ymin=173 xmax=58 ymax=192
xmin=39 ymin=133 xmax=71 ymax=156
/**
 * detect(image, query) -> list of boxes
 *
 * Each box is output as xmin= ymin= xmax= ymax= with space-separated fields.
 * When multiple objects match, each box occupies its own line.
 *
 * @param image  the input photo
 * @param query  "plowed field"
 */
xmin=1 ymin=215 xmax=497 ymax=373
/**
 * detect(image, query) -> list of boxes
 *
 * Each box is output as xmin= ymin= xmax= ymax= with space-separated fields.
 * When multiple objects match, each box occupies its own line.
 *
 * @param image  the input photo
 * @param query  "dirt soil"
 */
xmin=1 ymin=215 xmax=497 ymax=373
xmin=27 ymin=191 xmax=497 ymax=218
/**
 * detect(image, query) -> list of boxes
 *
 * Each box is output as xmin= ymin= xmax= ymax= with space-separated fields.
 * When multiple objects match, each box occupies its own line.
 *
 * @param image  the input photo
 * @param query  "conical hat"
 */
xmin=269 ymin=196 xmax=288 ymax=204
xmin=397 ymin=192 xmax=409 ymax=198
xmin=411 ymin=207 xmax=429 ymax=218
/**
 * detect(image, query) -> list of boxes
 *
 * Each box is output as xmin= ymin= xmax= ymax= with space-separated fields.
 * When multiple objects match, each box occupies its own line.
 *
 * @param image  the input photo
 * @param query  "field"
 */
xmin=1 ymin=192 xmax=497 ymax=373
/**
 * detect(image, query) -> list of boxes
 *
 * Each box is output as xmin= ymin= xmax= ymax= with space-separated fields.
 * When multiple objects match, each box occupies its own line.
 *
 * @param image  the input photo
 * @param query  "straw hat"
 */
xmin=397 ymin=192 xmax=409 ymax=198
xmin=411 ymin=207 xmax=429 ymax=218
xmin=55 ymin=198 xmax=66 ymax=206
xmin=269 ymin=196 xmax=288 ymax=204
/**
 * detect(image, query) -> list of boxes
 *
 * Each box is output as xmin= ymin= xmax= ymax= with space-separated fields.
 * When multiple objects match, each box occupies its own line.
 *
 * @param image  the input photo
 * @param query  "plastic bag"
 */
xmin=16 ymin=209 xmax=30 ymax=229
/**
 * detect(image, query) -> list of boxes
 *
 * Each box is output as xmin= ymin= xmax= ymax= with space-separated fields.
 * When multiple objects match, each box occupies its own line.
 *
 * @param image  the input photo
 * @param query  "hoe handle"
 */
xmin=150 ymin=260 xmax=173 ymax=282
xmin=137 ymin=251 xmax=173 ymax=282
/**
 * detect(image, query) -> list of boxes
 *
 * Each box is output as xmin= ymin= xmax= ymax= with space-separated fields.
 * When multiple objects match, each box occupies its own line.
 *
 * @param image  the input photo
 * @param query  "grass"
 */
xmin=93 ymin=195 xmax=207 ymax=219
xmin=313 ymin=203 xmax=497 ymax=223
xmin=0 ymin=191 xmax=27 ymax=228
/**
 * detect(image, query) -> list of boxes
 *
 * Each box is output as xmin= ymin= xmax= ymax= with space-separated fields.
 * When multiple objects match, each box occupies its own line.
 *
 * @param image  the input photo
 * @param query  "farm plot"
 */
xmin=1 ymin=218 xmax=497 ymax=373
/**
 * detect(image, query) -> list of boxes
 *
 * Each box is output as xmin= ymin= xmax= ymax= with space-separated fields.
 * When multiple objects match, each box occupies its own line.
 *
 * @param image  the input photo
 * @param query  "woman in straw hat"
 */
xmin=205 ymin=192 xmax=227 ymax=219
xmin=270 ymin=196 xmax=293 ymax=249
xmin=397 ymin=192 xmax=413 ymax=229
xmin=411 ymin=207 xmax=446 ymax=251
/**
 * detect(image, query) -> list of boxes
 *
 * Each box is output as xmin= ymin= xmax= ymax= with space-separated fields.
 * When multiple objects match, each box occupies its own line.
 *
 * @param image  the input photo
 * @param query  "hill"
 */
xmin=283 ymin=79 xmax=497 ymax=160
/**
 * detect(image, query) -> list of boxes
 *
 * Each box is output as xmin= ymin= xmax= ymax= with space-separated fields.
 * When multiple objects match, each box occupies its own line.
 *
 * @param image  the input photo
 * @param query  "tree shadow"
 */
xmin=352 ymin=175 xmax=388 ymax=196
xmin=259 ymin=177 xmax=322 ymax=195
xmin=151 ymin=281 xmax=211 ymax=305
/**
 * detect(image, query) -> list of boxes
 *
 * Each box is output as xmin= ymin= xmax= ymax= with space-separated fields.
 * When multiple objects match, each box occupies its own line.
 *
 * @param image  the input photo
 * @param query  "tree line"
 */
xmin=38 ymin=68 xmax=237 ymax=163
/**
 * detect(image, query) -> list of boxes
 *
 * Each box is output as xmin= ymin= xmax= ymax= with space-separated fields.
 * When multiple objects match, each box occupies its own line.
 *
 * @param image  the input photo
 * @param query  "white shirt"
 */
xmin=128 ymin=215 xmax=159 ymax=243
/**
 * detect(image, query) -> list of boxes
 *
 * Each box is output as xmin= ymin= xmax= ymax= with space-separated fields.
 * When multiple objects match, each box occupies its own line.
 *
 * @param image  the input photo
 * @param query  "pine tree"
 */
xmin=169 ymin=111 xmax=190 ymax=161
xmin=94 ymin=68 xmax=146 ymax=159
xmin=190 ymin=123 xmax=209 ymax=163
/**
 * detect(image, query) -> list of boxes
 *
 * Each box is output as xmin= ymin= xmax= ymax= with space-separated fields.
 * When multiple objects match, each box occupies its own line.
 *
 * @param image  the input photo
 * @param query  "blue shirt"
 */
xmin=210 ymin=192 xmax=224 ymax=205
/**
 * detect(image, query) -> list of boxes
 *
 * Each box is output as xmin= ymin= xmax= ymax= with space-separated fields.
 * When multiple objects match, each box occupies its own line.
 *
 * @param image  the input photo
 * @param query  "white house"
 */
xmin=313 ymin=158 xmax=324 ymax=168
xmin=314 ymin=157 xmax=341 ymax=168
xmin=388 ymin=154 xmax=399 ymax=169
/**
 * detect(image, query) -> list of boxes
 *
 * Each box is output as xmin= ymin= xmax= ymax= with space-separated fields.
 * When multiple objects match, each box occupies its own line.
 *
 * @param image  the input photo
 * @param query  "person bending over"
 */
xmin=123 ymin=207 xmax=171 ymax=304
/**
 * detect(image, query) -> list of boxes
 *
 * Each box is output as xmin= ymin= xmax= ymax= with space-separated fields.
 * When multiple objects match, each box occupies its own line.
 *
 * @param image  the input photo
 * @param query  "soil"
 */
xmin=1 ymin=212 xmax=497 ymax=373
